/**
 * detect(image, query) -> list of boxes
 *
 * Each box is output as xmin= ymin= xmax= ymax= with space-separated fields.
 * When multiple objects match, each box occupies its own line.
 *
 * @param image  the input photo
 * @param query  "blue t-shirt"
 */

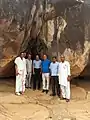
xmin=41 ymin=59 xmax=51 ymax=73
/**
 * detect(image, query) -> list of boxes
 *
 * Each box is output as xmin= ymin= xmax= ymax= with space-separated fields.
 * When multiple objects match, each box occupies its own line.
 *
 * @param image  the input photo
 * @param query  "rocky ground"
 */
xmin=0 ymin=78 xmax=90 ymax=120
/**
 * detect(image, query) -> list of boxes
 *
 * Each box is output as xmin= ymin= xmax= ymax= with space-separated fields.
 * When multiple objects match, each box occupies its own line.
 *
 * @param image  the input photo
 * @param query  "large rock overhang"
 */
xmin=0 ymin=0 xmax=90 ymax=78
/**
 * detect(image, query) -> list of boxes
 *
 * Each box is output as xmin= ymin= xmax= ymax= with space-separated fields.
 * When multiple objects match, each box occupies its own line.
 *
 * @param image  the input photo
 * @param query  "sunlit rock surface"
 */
xmin=0 ymin=0 xmax=90 ymax=77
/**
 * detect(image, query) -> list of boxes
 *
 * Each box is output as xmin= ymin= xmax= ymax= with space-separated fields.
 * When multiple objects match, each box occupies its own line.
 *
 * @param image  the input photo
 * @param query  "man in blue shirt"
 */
xmin=49 ymin=56 xmax=60 ymax=97
xmin=33 ymin=55 xmax=41 ymax=90
xmin=41 ymin=54 xmax=51 ymax=94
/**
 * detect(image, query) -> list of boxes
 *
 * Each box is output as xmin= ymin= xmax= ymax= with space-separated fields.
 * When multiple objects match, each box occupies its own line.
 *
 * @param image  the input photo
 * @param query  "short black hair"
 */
xmin=52 ymin=56 xmax=57 ymax=59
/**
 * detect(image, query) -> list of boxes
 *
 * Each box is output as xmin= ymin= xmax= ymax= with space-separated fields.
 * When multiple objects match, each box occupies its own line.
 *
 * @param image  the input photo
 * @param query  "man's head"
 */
xmin=28 ymin=54 xmax=31 ymax=60
xmin=20 ymin=52 xmax=24 ymax=59
xmin=60 ymin=55 xmax=65 ymax=62
xmin=52 ymin=56 xmax=57 ymax=63
xmin=43 ymin=54 xmax=47 ymax=60
xmin=23 ymin=52 xmax=26 ymax=58
xmin=36 ymin=55 xmax=39 ymax=60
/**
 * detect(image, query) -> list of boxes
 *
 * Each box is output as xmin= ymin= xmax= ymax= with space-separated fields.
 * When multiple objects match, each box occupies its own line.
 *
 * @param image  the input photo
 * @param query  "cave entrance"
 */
xmin=26 ymin=38 xmax=48 ymax=60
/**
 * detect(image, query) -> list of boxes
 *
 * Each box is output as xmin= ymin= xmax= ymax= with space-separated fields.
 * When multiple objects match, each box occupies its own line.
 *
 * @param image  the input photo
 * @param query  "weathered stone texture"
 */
xmin=0 ymin=0 xmax=90 ymax=77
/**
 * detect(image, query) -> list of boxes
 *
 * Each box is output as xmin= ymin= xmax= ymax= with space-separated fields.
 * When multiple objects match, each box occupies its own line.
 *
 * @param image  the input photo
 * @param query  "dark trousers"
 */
xmin=33 ymin=68 xmax=41 ymax=90
xmin=51 ymin=76 xmax=60 ymax=96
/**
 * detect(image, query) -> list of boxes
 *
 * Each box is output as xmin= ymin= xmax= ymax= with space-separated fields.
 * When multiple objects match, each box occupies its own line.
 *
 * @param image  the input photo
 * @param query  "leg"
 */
xmin=46 ymin=73 xmax=50 ymax=90
xmin=55 ymin=76 xmax=60 ymax=96
xmin=23 ymin=79 xmax=26 ymax=92
xmin=42 ymin=73 xmax=46 ymax=90
xmin=46 ymin=73 xmax=50 ymax=94
xmin=28 ymin=72 xmax=32 ymax=88
xmin=16 ymin=75 xmax=22 ymax=95
xmin=65 ymin=82 xmax=70 ymax=100
xmin=22 ymin=73 xmax=26 ymax=93
xmin=51 ymin=76 xmax=56 ymax=96
xmin=60 ymin=85 xmax=66 ymax=99
xmin=16 ymin=75 xmax=20 ymax=93
xmin=33 ymin=69 xmax=37 ymax=90
xmin=26 ymin=74 xmax=29 ymax=88
xmin=33 ymin=75 xmax=36 ymax=90
xmin=37 ymin=69 xmax=41 ymax=90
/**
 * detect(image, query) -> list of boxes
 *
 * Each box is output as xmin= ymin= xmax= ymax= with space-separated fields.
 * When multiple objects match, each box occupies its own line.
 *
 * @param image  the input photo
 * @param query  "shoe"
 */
xmin=46 ymin=90 xmax=49 ymax=94
xmin=60 ymin=97 xmax=66 ymax=100
xmin=66 ymin=99 xmax=70 ymax=102
xmin=15 ymin=92 xmax=20 ymax=96
xmin=42 ymin=90 xmax=45 ymax=93
xmin=19 ymin=92 xmax=24 ymax=95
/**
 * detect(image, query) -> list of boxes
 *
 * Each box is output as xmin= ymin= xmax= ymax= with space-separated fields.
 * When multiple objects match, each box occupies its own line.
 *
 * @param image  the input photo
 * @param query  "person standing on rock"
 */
xmin=58 ymin=55 xmax=71 ymax=102
xmin=41 ymin=54 xmax=51 ymax=94
xmin=26 ymin=54 xmax=32 ymax=89
xmin=33 ymin=55 xmax=42 ymax=90
xmin=49 ymin=56 xmax=60 ymax=97
xmin=14 ymin=52 xmax=25 ymax=96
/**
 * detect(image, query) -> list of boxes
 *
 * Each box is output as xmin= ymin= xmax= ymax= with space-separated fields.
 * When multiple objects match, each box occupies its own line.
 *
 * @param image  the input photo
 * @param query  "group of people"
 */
xmin=14 ymin=52 xmax=71 ymax=102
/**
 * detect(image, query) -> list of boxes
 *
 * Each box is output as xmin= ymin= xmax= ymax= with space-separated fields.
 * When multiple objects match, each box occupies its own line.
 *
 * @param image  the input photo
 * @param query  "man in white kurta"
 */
xmin=58 ymin=55 xmax=71 ymax=102
xmin=14 ymin=53 xmax=25 ymax=96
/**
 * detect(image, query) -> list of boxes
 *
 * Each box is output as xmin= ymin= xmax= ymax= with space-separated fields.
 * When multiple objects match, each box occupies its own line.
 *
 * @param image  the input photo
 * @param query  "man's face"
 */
xmin=28 ymin=54 xmax=31 ymax=59
xmin=23 ymin=53 xmax=26 ymax=58
xmin=52 ymin=57 xmax=56 ymax=63
xmin=43 ymin=55 xmax=47 ymax=60
xmin=20 ymin=53 xmax=24 ymax=58
xmin=60 ymin=56 xmax=65 ymax=62
xmin=36 ymin=55 xmax=39 ymax=60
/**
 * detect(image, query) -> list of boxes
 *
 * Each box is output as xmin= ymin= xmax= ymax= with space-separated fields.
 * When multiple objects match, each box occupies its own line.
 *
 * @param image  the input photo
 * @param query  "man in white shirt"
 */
xmin=49 ymin=56 xmax=60 ymax=97
xmin=58 ymin=55 xmax=71 ymax=102
xmin=26 ymin=54 xmax=32 ymax=88
xmin=14 ymin=52 xmax=25 ymax=96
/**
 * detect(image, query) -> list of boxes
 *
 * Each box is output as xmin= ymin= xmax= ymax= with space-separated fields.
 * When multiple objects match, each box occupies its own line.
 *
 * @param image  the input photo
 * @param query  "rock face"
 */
xmin=0 ymin=0 xmax=90 ymax=77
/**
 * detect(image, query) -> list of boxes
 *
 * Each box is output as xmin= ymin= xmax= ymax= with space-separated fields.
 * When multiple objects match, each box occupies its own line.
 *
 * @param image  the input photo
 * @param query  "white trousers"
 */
xmin=60 ymin=82 xmax=70 ymax=99
xmin=16 ymin=74 xmax=23 ymax=93
xmin=23 ymin=73 xmax=26 ymax=92
xmin=26 ymin=72 xmax=32 ymax=87
xmin=42 ymin=73 xmax=50 ymax=90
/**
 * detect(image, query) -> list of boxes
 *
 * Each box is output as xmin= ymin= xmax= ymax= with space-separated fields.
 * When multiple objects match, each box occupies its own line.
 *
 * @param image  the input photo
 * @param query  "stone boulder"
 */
xmin=0 ymin=0 xmax=90 ymax=77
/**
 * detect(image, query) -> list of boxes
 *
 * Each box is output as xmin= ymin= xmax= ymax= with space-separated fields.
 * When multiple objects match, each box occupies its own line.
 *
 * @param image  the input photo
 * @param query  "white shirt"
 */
xmin=26 ymin=59 xmax=32 ymax=73
xmin=49 ymin=62 xmax=59 ymax=76
xmin=58 ymin=61 xmax=71 ymax=86
xmin=14 ymin=57 xmax=24 ymax=74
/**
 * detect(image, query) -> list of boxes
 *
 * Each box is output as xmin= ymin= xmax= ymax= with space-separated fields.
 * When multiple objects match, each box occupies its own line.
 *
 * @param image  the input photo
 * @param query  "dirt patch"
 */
xmin=0 ymin=79 xmax=90 ymax=120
